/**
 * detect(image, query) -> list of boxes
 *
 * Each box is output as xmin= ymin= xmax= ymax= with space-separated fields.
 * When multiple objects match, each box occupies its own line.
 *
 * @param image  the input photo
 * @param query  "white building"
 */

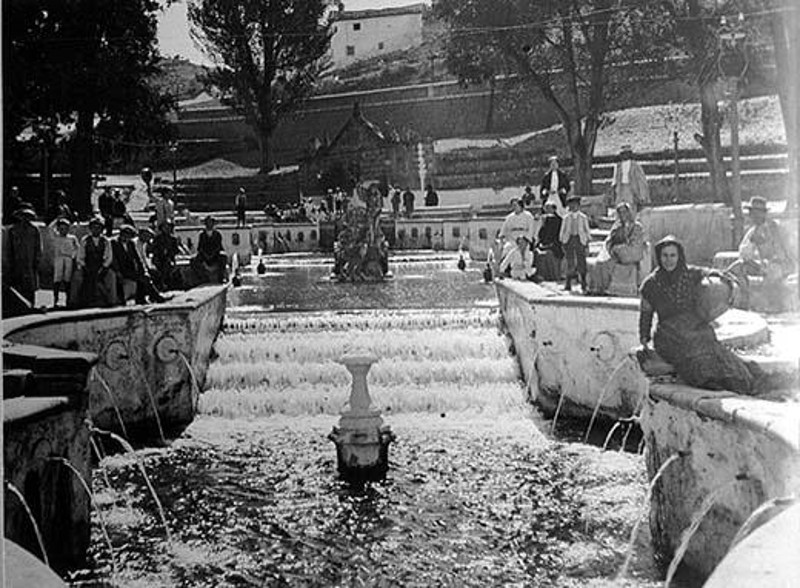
xmin=330 ymin=3 xmax=425 ymax=69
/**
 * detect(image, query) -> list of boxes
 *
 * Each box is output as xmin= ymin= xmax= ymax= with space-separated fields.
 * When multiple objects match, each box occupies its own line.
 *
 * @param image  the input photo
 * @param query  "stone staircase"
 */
xmin=176 ymin=168 xmax=301 ymax=212
xmin=433 ymin=145 xmax=789 ymax=201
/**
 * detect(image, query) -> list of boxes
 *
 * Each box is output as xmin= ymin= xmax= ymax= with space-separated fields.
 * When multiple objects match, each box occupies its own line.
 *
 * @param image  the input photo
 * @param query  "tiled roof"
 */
xmin=335 ymin=3 xmax=425 ymax=21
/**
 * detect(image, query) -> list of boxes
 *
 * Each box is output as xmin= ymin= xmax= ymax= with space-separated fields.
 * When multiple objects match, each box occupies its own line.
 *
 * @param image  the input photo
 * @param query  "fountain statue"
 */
xmin=332 ymin=182 xmax=390 ymax=282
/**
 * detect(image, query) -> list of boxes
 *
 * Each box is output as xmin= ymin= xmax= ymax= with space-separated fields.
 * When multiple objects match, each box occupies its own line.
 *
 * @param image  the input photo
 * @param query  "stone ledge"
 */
xmin=649 ymin=382 xmax=800 ymax=452
xmin=2 ymin=284 xmax=228 ymax=340
xmin=495 ymin=279 xmax=640 ymax=311
xmin=704 ymin=502 xmax=800 ymax=588
xmin=3 ymin=396 xmax=72 ymax=424
xmin=3 ymin=539 xmax=67 ymax=588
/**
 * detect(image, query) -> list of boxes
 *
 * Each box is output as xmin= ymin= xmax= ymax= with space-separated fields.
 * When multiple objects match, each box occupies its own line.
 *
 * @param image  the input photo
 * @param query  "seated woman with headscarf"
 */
xmin=638 ymin=236 xmax=762 ymax=395
xmin=588 ymin=202 xmax=646 ymax=295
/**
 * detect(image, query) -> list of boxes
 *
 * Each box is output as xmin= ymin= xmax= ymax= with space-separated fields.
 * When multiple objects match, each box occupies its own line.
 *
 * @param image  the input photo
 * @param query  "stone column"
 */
xmin=328 ymin=354 xmax=395 ymax=481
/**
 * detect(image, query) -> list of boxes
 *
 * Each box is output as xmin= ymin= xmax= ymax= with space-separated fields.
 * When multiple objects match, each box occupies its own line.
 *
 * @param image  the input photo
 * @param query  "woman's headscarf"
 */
xmin=646 ymin=235 xmax=696 ymax=308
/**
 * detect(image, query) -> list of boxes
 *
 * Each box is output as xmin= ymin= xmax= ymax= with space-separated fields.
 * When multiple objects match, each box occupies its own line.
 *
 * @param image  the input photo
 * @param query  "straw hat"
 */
xmin=744 ymin=196 xmax=768 ymax=213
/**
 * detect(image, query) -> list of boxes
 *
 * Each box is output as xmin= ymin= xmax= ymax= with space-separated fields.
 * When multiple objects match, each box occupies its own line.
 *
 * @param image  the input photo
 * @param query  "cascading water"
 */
xmin=49 ymin=457 xmax=116 ymax=572
xmin=76 ymin=253 xmax=664 ymax=586
xmin=90 ymin=368 xmax=129 ymax=439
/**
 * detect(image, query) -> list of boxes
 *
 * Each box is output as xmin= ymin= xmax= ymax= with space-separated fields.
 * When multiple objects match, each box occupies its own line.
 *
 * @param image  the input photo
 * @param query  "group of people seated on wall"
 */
xmin=487 ymin=196 xmax=648 ymax=296
xmin=487 ymin=147 xmax=653 ymax=294
xmin=3 ymin=201 xmax=229 ymax=313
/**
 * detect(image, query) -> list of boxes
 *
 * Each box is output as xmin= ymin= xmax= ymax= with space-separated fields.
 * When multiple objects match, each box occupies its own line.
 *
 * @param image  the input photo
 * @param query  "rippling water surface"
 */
xmin=73 ymin=252 xmax=672 ymax=587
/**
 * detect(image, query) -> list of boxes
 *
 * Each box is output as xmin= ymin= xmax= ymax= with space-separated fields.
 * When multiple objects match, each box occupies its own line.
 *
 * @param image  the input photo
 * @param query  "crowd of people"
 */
xmin=2 ymin=188 xmax=230 ymax=312
xmin=488 ymin=148 xmax=793 ymax=312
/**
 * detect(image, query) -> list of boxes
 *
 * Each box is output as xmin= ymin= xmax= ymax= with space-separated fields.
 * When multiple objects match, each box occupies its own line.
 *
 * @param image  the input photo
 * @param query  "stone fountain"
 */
xmin=332 ymin=182 xmax=390 ymax=282
xmin=329 ymin=354 xmax=395 ymax=481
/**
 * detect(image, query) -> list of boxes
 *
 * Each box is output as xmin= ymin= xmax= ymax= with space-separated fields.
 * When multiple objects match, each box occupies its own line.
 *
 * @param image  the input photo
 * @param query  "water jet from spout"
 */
xmin=5 ymin=482 xmax=49 ymax=566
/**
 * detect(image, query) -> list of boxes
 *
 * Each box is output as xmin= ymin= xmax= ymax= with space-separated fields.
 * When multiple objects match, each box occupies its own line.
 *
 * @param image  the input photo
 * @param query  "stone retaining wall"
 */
xmin=3 ymin=285 xmax=227 ymax=441
xmin=640 ymin=383 xmax=800 ymax=581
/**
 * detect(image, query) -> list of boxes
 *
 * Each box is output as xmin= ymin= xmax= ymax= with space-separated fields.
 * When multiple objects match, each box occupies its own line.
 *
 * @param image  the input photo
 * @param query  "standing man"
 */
xmin=5 ymin=205 xmax=42 ymax=306
xmin=72 ymin=216 xmax=117 ymax=308
xmin=559 ymin=195 xmax=591 ymax=292
xmin=234 ymin=187 xmax=247 ymax=227
xmin=611 ymin=145 xmax=650 ymax=213
xmin=424 ymin=184 xmax=439 ymax=207
xmin=402 ymin=187 xmax=415 ymax=217
xmin=98 ymin=187 xmax=115 ymax=236
xmin=540 ymin=155 xmax=570 ymax=216
xmin=51 ymin=217 xmax=79 ymax=308
xmin=154 ymin=187 xmax=176 ymax=231
xmin=391 ymin=189 xmax=402 ymax=217
xmin=499 ymin=198 xmax=537 ymax=246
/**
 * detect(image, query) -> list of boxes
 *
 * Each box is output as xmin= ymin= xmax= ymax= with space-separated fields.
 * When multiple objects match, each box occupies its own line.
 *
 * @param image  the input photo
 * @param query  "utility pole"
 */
xmin=719 ymin=12 xmax=747 ymax=247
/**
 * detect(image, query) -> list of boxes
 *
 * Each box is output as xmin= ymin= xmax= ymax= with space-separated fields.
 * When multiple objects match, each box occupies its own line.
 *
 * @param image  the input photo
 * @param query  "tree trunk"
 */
xmin=69 ymin=109 xmax=95 ymax=217
xmin=257 ymin=127 xmax=274 ymax=174
xmin=771 ymin=3 xmax=800 ymax=208
xmin=696 ymin=81 xmax=728 ymax=203
xmin=484 ymin=76 xmax=496 ymax=133
xmin=564 ymin=119 xmax=596 ymax=195
xmin=572 ymin=149 xmax=594 ymax=196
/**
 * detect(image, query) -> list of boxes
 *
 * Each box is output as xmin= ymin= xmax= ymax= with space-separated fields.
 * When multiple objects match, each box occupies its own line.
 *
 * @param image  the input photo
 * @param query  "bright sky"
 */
xmin=157 ymin=0 xmax=430 ymax=65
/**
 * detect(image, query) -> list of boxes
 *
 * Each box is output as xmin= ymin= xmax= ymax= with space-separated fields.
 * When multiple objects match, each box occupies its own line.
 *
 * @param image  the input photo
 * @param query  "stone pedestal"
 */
xmin=328 ymin=354 xmax=395 ymax=481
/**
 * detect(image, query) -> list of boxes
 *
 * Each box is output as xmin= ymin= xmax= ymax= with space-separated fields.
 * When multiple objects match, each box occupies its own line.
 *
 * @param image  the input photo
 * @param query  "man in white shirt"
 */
xmin=540 ymin=155 xmax=570 ymax=217
xmin=611 ymin=145 xmax=650 ymax=213
xmin=500 ymin=198 xmax=538 ymax=247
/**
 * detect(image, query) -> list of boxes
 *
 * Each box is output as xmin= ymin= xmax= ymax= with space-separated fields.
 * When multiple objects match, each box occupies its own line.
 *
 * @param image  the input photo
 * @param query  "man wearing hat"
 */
xmin=72 ymin=215 xmax=117 ymax=308
xmin=727 ymin=196 xmax=793 ymax=310
xmin=111 ymin=224 xmax=165 ymax=304
xmin=234 ymin=186 xmax=247 ymax=227
xmin=610 ymin=145 xmax=650 ymax=213
xmin=559 ymin=194 xmax=591 ymax=292
xmin=539 ymin=155 xmax=570 ymax=217
xmin=153 ymin=187 xmax=175 ymax=231
xmin=191 ymin=215 xmax=228 ymax=284
xmin=51 ymin=217 xmax=79 ymax=307
xmin=4 ymin=205 xmax=42 ymax=306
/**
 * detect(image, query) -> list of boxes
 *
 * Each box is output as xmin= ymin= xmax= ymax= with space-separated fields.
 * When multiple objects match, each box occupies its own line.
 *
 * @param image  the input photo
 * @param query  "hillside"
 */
xmin=151 ymin=57 xmax=207 ymax=101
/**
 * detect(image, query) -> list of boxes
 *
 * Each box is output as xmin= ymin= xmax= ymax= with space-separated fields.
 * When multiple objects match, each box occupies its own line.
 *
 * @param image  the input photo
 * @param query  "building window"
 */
xmin=411 ymin=228 xmax=419 ymax=239
xmin=424 ymin=226 xmax=432 ymax=238
xmin=298 ymin=232 xmax=304 ymax=242
xmin=232 ymin=233 xmax=240 ymax=246
xmin=353 ymin=23 xmax=361 ymax=31
xmin=452 ymin=227 xmax=461 ymax=238
xmin=310 ymin=230 xmax=317 ymax=241
xmin=346 ymin=45 xmax=355 ymax=56
xmin=478 ymin=228 xmax=488 ymax=240
xmin=285 ymin=230 xmax=292 ymax=241
xmin=378 ymin=42 xmax=384 ymax=50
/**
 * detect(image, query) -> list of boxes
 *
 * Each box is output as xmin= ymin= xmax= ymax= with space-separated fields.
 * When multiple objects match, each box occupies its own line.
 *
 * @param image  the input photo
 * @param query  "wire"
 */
xmin=13 ymin=5 xmax=797 ymax=45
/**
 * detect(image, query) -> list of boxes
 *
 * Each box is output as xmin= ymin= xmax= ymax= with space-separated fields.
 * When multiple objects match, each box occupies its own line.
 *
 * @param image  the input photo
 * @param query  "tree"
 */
xmin=3 ymin=0 xmax=173 ymax=216
xmin=189 ymin=0 xmax=333 ymax=172
xmin=665 ymin=0 xmax=729 ymax=203
xmin=435 ymin=0 xmax=671 ymax=195
xmin=767 ymin=0 xmax=800 ymax=211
